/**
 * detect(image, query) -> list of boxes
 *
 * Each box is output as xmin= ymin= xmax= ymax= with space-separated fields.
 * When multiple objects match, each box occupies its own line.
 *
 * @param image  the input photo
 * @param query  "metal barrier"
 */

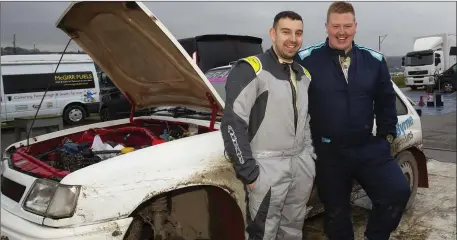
xmin=13 ymin=115 xmax=64 ymax=142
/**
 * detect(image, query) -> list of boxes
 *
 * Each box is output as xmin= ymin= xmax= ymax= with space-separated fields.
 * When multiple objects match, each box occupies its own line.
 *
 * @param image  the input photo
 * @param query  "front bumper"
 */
xmin=1 ymin=208 xmax=133 ymax=240
xmin=405 ymin=76 xmax=435 ymax=86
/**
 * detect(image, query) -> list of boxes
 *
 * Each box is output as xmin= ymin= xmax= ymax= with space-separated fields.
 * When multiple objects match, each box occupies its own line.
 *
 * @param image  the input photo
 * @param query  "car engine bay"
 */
xmin=6 ymin=119 xmax=211 ymax=181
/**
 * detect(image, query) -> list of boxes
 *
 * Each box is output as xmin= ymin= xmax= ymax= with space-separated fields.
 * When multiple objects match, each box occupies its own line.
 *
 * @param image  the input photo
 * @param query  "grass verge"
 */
xmin=392 ymin=76 xmax=406 ymax=88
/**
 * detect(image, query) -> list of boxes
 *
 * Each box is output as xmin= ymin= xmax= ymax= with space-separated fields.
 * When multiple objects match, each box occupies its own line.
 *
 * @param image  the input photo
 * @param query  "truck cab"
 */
xmin=402 ymin=34 xmax=456 ymax=90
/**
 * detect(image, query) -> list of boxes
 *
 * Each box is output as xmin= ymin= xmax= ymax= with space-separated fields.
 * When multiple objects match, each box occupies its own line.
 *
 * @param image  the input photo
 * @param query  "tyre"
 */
xmin=441 ymin=81 xmax=455 ymax=93
xmin=124 ymin=217 xmax=186 ymax=240
xmin=99 ymin=107 xmax=110 ymax=122
xmin=63 ymin=104 xmax=86 ymax=125
xmin=396 ymin=150 xmax=419 ymax=211
xmin=410 ymin=86 xmax=417 ymax=90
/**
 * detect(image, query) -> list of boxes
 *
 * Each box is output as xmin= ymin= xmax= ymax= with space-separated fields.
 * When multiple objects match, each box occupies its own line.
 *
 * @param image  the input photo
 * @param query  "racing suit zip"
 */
xmin=288 ymin=77 xmax=298 ymax=135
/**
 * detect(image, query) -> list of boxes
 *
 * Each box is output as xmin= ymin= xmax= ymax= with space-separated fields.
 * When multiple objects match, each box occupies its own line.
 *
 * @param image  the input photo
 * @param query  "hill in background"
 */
xmin=1 ymin=46 xmax=84 ymax=55
xmin=386 ymin=56 xmax=404 ymax=73
xmin=2 ymin=46 xmax=406 ymax=73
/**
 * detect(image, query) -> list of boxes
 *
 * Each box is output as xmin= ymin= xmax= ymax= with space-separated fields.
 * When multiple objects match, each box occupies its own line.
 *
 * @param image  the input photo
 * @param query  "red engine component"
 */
xmin=10 ymin=127 xmax=164 ymax=179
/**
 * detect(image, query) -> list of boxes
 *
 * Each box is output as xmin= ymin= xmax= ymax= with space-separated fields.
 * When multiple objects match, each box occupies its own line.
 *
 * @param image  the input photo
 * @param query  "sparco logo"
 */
xmin=228 ymin=125 xmax=244 ymax=164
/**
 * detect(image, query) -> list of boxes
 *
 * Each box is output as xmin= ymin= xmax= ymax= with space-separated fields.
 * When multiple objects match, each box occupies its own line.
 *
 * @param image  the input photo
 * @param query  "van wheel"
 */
xmin=397 ymin=151 xmax=419 ymax=211
xmin=63 ymin=105 xmax=86 ymax=125
xmin=410 ymin=86 xmax=417 ymax=90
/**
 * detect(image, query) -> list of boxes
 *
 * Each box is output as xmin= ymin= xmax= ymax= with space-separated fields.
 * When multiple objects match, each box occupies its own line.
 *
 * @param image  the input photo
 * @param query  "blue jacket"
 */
xmin=295 ymin=38 xmax=398 ymax=145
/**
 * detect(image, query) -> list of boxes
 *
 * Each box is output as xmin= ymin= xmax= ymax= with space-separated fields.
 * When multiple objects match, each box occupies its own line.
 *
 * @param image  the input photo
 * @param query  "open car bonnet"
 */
xmin=56 ymin=1 xmax=224 ymax=113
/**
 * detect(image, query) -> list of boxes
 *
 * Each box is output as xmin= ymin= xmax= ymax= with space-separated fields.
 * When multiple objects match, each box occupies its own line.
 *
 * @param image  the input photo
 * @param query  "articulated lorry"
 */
xmin=402 ymin=33 xmax=456 ymax=90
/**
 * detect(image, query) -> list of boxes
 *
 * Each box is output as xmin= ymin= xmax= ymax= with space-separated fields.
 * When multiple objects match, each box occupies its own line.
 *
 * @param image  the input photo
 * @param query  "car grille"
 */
xmin=408 ymin=70 xmax=428 ymax=75
xmin=1 ymin=175 xmax=26 ymax=202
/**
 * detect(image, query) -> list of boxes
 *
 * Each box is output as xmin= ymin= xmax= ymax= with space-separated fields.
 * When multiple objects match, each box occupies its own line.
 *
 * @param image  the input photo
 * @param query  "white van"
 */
xmin=0 ymin=54 xmax=100 ymax=125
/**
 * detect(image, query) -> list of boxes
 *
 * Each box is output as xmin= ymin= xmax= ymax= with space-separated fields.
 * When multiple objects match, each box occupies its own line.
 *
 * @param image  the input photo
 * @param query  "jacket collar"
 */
xmin=266 ymin=47 xmax=302 ymax=73
xmin=325 ymin=37 xmax=354 ymax=57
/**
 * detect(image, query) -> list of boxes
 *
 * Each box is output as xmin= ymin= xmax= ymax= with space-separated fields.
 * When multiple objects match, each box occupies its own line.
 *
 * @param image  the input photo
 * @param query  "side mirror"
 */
xmin=435 ymin=57 xmax=441 ymax=66
xmin=401 ymin=57 xmax=405 ymax=66
xmin=415 ymin=108 xmax=422 ymax=117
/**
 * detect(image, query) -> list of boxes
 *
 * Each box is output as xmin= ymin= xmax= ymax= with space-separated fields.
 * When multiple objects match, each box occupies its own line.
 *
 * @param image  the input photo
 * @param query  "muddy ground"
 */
xmin=304 ymin=159 xmax=456 ymax=240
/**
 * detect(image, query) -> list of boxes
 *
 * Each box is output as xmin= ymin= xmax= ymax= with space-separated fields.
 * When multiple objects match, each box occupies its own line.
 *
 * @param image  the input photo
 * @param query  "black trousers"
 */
xmin=314 ymin=136 xmax=411 ymax=240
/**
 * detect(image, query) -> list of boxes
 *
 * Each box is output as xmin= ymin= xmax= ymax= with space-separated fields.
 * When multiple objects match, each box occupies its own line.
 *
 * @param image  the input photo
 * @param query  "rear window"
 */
xmin=205 ymin=67 xmax=231 ymax=101
xmin=197 ymin=41 xmax=262 ymax=72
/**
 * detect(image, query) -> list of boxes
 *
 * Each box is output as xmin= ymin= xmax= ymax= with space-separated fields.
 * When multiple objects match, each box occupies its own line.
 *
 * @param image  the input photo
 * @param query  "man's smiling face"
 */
xmin=326 ymin=12 xmax=357 ymax=51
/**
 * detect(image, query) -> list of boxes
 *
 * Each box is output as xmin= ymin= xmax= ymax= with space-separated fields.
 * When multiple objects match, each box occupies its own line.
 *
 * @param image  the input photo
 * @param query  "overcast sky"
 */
xmin=1 ymin=1 xmax=455 ymax=56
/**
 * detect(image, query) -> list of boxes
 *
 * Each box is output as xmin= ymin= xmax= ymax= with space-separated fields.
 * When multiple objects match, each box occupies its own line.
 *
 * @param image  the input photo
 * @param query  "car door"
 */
xmin=392 ymin=93 xmax=419 ymax=155
xmin=372 ymin=91 xmax=418 ymax=155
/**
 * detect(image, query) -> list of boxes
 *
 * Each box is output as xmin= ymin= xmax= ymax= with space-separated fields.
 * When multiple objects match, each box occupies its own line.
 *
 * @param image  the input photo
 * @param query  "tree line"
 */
xmin=1 ymin=46 xmax=85 ymax=55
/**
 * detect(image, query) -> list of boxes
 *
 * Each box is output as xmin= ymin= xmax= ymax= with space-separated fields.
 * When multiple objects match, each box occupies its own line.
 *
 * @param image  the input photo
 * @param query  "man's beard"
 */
xmin=275 ymin=43 xmax=296 ymax=61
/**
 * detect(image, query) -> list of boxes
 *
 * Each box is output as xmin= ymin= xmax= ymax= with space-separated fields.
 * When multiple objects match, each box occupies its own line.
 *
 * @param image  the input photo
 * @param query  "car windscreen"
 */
xmin=205 ymin=67 xmax=231 ymax=102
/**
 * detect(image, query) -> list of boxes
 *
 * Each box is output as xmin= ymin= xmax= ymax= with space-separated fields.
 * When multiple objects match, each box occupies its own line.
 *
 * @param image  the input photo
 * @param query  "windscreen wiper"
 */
xmin=150 ymin=107 xmax=212 ymax=118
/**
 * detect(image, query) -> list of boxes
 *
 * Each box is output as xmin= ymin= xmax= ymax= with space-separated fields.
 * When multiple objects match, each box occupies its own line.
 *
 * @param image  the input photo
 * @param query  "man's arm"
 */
xmin=374 ymin=57 xmax=398 ymax=138
xmin=220 ymin=61 xmax=259 ymax=185
xmin=304 ymin=113 xmax=317 ymax=159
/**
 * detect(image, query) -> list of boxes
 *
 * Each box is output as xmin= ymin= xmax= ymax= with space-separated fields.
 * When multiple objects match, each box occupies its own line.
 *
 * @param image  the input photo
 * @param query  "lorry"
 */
xmin=402 ymin=33 xmax=457 ymax=90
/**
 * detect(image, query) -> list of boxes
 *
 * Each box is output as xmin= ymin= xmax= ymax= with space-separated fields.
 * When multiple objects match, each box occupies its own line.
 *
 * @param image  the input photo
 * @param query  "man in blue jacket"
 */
xmin=295 ymin=1 xmax=411 ymax=240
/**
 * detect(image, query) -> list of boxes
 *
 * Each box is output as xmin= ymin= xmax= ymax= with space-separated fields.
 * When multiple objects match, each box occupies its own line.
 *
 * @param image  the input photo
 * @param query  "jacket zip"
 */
xmin=288 ymin=78 xmax=298 ymax=135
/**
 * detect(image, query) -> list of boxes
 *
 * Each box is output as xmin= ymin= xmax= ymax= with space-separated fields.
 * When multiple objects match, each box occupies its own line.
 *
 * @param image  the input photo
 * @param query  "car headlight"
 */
xmin=23 ymin=179 xmax=80 ymax=219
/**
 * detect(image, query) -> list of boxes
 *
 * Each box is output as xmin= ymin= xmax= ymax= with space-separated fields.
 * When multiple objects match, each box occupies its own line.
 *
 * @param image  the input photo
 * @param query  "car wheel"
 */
xmin=100 ymin=107 xmax=110 ymax=122
xmin=441 ymin=81 xmax=455 ymax=93
xmin=63 ymin=104 xmax=86 ymax=125
xmin=410 ymin=86 xmax=417 ymax=90
xmin=124 ymin=217 xmax=186 ymax=240
xmin=397 ymin=150 xmax=419 ymax=211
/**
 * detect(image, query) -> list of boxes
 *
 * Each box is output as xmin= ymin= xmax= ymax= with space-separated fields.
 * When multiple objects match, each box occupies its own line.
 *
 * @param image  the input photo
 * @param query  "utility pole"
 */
xmin=379 ymin=34 xmax=388 ymax=52
xmin=13 ymin=33 xmax=16 ymax=54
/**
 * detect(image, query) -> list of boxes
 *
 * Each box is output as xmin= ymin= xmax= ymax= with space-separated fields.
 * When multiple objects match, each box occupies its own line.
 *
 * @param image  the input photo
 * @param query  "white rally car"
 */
xmin=1 ymin=2 xmax=429 ymax=240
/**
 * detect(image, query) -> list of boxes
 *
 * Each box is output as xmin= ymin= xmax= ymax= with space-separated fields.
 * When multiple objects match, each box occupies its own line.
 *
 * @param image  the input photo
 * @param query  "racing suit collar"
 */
xmin=325 ymin=37 xmax=354 ymax=58
xmin=267 ymin=47 xmax=302 ymax=74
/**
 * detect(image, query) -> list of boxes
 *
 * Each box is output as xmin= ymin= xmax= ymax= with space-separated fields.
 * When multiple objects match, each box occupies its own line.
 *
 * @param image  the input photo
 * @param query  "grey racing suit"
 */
xmin=220 ymin=47 xmax=316 ymax=240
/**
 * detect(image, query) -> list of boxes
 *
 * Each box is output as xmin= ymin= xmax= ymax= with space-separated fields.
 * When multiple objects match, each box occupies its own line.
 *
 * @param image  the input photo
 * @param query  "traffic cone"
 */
xmin=426 ymin=92 xmax=435 ymax=107
xmin=418 ymin=96 xmax=425 ymax=106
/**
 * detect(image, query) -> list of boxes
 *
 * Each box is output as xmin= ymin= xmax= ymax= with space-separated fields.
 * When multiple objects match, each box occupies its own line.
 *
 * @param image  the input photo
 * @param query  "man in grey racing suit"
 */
xmin=220 ymin=11 xmax=316 ymax=240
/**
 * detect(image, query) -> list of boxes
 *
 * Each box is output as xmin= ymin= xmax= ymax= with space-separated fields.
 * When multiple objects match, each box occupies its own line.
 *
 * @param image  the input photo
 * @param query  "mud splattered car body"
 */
xmin=0 ymin=1 xmax=429 ymax=240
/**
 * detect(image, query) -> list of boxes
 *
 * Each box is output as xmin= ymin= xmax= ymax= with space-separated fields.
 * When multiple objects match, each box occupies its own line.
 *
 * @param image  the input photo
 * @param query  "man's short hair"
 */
xmin=273 ymin=11 xmax=303 ymax=28
xmin=327 ymin=1 xmax=355 ymax=22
